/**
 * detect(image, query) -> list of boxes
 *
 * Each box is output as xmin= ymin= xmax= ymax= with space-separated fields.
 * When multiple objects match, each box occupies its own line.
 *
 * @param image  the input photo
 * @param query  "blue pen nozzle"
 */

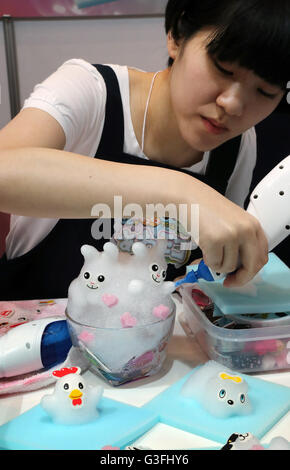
xmin=175 ymin=260 xmax=215 ymax=288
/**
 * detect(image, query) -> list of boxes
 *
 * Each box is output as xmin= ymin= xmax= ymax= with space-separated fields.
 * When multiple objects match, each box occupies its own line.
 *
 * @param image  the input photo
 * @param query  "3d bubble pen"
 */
xmin=176 ymin=155 xmax=290 ymax=287
xmin=0 ymin=317 xmax=72 ymax=378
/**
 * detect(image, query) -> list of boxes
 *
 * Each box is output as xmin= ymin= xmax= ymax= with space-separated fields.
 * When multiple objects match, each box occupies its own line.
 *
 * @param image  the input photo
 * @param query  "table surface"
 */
xmin=1 ymin=294 xmax=290 ymax=450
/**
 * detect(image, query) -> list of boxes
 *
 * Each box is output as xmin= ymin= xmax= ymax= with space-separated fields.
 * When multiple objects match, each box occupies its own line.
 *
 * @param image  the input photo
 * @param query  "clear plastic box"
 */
xmin=181 ymin=284 xmax=290 ymax=373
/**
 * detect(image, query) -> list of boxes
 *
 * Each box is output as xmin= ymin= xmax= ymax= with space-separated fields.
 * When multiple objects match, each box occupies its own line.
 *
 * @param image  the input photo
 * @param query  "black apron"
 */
xmin=0 ymin=64 xmax=241 ymax=300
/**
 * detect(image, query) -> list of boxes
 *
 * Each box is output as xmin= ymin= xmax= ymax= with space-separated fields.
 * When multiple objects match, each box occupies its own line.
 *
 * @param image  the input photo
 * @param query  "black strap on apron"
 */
xmin=0 ymin=64 xmax=241 ymax=300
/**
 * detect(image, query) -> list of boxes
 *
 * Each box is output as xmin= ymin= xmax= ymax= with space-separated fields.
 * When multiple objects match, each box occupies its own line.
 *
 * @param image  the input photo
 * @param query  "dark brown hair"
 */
xmin=165 ymin=0 xmax=290 ymax=89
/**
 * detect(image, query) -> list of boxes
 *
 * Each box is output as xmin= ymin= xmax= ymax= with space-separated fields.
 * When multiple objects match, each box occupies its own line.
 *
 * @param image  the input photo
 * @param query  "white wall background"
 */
xmin=0 ymin=16 xmax=167 ymax=128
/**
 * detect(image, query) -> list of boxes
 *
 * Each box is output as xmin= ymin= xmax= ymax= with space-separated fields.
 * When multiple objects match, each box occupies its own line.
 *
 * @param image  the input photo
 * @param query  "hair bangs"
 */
xmin=206 ymin=2 xmax=290 ymax=89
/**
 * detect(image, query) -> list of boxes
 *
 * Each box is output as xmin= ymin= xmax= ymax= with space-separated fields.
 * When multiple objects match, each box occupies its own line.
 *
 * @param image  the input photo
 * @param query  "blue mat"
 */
xmin=145 ymin=368 xmax=290 ymax=444
xmin=198 ymin=253 xmax=290 ymax=315
xmin=1 ymin=367 xmax=290 ymax=449
xmin=0 ymin=397 xmax=158 ymax=450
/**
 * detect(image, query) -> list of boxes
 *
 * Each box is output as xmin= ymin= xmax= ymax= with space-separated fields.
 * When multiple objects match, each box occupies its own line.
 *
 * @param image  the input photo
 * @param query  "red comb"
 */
xmin=52 ymin=367 xmax=78 ymax=378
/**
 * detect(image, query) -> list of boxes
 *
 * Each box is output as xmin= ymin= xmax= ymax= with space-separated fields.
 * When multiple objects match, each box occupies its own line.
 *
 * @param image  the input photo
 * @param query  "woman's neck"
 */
xmin=129 ymin=68 xmax=203 ymax=168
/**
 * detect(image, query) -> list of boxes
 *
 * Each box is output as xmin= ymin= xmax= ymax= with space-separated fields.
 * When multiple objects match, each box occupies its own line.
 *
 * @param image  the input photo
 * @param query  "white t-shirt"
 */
xmin=6 ymin=59 xmax=257 ymax=259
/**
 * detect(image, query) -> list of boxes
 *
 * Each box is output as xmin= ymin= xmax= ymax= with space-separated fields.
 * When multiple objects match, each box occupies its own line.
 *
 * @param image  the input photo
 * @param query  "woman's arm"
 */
xmin=0 ymin=107 xmax=268 ymax=288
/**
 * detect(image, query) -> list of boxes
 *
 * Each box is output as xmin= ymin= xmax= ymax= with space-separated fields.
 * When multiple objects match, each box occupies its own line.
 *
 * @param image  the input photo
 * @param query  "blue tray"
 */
xmin=198 ymin=253 xmax=290 ymax=314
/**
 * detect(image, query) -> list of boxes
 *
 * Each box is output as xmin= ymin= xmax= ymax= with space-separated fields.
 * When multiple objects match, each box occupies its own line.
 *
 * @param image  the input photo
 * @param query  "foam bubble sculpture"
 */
xmin=67 ymin=240 xmax=175 ymax=328
xmin=181 ymin=361 xmax=252 ymax=419
xmin=40 ymin=367 xmax=103 ymax=425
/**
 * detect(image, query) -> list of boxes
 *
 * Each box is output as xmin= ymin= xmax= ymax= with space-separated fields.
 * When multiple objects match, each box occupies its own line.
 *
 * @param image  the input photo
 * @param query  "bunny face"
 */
xmin=132 ymin=240 xmax=168 ymax=285
xmin=76 ymin=243 xmax=120 ymax=293
xmin=81 ymin=268 xmax=106 ymax=291
xmin=149 ymin=262 xmax=167 ymax=284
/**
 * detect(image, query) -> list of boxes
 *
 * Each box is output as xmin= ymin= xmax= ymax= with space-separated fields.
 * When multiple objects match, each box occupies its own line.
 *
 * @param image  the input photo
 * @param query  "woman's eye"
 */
xmin=213 ymin=59 xmax=233 ymax=76
xmin=257 ymin=88 xmax=277 ymax=99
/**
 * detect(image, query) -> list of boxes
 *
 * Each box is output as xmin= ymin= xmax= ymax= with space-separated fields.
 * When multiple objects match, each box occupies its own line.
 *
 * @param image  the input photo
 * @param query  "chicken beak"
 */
xmin=69 ymin=389 xmax=83 ymax=400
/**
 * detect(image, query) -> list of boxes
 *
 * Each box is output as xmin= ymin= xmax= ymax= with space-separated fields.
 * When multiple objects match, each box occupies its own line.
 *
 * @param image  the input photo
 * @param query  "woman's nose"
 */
xmin=216 ymin=83 xmax=245 ymax=117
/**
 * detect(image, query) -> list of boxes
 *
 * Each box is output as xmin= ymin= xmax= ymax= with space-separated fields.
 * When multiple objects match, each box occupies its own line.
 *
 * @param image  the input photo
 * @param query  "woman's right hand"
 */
xmin=184 ymin=176 xmax=269 ymax=288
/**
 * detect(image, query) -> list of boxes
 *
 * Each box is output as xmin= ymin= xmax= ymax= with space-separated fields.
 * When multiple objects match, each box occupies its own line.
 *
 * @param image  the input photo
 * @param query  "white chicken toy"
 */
xmin=41 ymin=366 xmax=103 ymax=425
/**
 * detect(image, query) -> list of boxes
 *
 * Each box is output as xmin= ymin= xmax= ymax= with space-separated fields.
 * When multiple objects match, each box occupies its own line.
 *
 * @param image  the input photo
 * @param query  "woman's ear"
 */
xmin=167 ymin=31 xmax=180 ymax=61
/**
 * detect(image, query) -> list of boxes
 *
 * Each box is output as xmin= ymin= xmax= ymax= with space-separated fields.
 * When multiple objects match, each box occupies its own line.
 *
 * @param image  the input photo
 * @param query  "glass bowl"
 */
xmin=65 ymin=305 xmax=176 ymax=386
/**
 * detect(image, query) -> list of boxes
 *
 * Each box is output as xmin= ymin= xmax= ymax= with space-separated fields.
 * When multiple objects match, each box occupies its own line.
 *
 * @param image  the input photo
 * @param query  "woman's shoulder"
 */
xmin=45 ymin=59 xmax=130 ymax=88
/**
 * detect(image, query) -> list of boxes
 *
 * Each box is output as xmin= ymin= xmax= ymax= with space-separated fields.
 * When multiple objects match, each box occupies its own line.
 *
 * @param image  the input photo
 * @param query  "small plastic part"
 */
xmin=175 ymin=260 xmax=215 ymax=287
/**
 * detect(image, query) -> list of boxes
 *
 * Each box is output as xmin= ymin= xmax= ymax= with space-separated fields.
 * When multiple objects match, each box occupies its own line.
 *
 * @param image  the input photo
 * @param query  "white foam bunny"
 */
xmin=67 ymin=243 xmax=121 ymax=325
xmin=67 ymin=241 xmax=175 ymax=328
xmin=127 ymin=241 xmax=175 ymax=322
xmin=128 ymin=240 xmax=175 ymax=295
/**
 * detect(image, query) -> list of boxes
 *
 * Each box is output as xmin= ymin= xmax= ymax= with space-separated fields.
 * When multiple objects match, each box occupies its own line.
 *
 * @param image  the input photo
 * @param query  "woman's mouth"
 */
xmin=201 ymin=116 xmax=229 ymax=135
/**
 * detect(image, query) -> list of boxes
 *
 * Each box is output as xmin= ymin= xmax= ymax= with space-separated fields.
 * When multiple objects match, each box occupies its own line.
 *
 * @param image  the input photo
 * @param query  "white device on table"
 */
xmin=0 ymin=317 xmax=71 ymax=378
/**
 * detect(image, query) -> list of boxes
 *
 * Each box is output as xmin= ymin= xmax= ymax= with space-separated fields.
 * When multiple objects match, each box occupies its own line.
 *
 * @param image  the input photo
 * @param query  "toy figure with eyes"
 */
xmin=67 ymin=243 xmax=121 ymax=325
xmin=125 ymin=241 xmax=175 ymax=322
xmin=41 ymin=366 xmax=103 ymax=425
xmin=181 ymin=360 xmax=252 ymax=419
xmin=67 ymin=240 xmax=175 ymax=328
xmin=67 ymin=242 xmax=142 ymax=326
xmin=129 ymin=241 xmax=175 ymax=293
xmin=221 ymin=432 xmax=290 ymax=450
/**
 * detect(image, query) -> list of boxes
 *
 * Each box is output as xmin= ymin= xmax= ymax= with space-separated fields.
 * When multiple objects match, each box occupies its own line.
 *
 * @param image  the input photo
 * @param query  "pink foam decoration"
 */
xmin=152 ymin=304 xmax=170 ymax=320
xmin=101 ymin=445 xmax=120 ymax=450
xmin=101 ymin=294 xmax=119 ymax=307
xmin=120 ymin=312 xmax=137 ymax=328
xmin=78 ymin=330 xmax=94 ymax=343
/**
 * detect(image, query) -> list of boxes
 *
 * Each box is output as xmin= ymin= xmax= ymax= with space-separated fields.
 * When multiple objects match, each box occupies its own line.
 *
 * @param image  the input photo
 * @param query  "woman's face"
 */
xmin=167 ymin=28 xmax=285 ymax=152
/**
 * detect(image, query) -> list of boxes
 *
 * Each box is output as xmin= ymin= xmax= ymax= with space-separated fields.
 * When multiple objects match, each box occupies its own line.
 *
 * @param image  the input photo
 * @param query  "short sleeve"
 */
xmin=225 ymin=127 xmax=257 ymax=208
xmin=22 ymin=58 xmax=107 ymax=156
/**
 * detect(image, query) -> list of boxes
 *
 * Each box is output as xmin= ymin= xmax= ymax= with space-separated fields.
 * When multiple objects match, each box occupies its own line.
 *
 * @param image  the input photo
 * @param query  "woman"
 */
xmin=0 ymin=0 xmax=288 ymax=300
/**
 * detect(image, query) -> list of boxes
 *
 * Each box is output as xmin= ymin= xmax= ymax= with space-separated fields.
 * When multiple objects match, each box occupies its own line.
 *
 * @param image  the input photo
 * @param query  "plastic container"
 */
xmin=65 ymin=306 xmax=176 ymax=386
xmin=181 ymin=285 xmax=290 ymax=373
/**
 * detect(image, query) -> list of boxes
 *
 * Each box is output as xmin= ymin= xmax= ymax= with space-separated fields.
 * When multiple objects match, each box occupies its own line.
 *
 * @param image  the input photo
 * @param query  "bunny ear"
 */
xmin=81 ymin=244 xmax=100 ymax=260
xmin=155 ymin=239 xmax=168 ymax=255
xmin=103 ymin=242 xmax=119 ymax=260
xmin=132 ymin=242 xmax=148 ymax=258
